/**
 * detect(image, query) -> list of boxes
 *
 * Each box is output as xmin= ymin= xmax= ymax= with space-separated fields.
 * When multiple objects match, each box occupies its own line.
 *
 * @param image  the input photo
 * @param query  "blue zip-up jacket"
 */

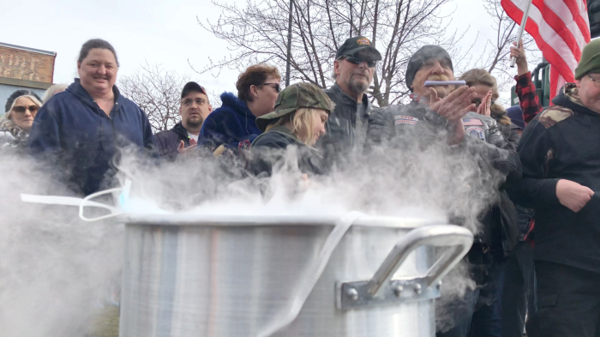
xmin=29 ymin=79 xmax=156 ymax=196
xmin=198 ymin=92 xmax=261 ymax=150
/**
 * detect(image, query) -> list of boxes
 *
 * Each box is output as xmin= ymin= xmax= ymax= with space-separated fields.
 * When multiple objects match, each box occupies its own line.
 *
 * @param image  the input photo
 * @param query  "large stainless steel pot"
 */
xmin=118 ymin=213 xmax=472 ymax=337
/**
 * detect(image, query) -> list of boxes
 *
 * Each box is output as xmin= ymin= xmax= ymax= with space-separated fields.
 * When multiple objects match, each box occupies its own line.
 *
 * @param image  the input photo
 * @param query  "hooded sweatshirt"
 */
xmin=198 ymin=92 xmax=261 ymax=150
xmin=29 ymin=79 xmax=155 ymax=196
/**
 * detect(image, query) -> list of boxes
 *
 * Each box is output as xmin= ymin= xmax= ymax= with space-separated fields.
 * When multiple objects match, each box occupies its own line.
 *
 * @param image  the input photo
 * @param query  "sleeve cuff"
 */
xmin=514 ymin=71 xmax=533 ymax=86
xmin=539 ymin=178 xmax=560 ymax=206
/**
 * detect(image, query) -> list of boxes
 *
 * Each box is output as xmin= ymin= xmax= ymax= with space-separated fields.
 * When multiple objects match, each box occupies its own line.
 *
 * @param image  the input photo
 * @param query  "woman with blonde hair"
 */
xmin=0 ymin=90 xmax=43 ymax=149
xmin=458 ymin=69 xmax=520 ymax=147
xmin=251 ymin=82 xmax=333 ymax=177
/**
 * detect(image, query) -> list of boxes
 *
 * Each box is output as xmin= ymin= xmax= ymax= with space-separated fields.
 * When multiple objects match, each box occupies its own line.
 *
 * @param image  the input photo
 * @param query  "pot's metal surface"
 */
xmin=118 ymin=214 xmax=471 ymax=337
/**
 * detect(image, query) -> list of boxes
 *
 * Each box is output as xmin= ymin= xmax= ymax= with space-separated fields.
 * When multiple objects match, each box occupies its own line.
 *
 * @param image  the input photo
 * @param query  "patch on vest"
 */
xmin=465 ymin=126 xmax=486 ymax=141
xmin=538 ymin=106 xmax=574 ymax=129
xmin=463 ymin=118 xmax=483 ymax=126
xmin=394 ymin=115 xmax=419 ymax=125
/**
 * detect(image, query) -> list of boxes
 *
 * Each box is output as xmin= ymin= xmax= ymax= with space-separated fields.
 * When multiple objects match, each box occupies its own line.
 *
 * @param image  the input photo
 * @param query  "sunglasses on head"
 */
xmin=13 ymin=105 xmax=39 ymax=114
xmin=343 ymin=56 xmax=377 ymax=68
xmin=262 ymin=83 xmax=281 ymax=93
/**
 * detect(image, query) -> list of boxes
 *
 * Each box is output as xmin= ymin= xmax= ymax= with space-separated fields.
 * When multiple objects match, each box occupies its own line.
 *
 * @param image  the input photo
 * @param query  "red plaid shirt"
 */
xmin=515 ymin=72 xmax=543 ymax=124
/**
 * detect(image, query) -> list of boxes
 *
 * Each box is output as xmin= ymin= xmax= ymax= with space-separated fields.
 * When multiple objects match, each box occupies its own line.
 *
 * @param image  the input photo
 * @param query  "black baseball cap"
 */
xmin=181 ymin=81 xmax=207 ymax=99
xmin=335 ymin=36 xmax=382 ymax=61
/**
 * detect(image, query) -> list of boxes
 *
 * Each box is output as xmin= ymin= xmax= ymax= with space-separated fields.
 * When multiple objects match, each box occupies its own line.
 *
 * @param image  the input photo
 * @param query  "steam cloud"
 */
xmin=0 ymin=114 xmax=505 ymax=334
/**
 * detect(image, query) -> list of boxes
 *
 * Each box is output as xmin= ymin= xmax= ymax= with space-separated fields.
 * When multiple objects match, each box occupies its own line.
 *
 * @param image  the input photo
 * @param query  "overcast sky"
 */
xmin=1 ymin=0 xmax=530 ymax=100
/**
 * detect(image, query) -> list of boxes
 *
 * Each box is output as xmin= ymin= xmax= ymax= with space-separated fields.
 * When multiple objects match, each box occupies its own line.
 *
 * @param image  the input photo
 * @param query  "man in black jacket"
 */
xmin=367 ymin=45 xmax=521 ymax=337
xmin=154 ymin=82 xmax=212 ymax=160
xmin=317 ymin=36 xmax=381 ymax=167
xmin=511 ymin=39 xmax=600 ymax=337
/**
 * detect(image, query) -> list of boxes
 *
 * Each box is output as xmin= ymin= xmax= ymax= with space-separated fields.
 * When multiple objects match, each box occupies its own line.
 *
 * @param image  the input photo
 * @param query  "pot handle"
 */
xmin=367 ymin=224 xmax=473 ymax=297
xmin=20 ymin=180 xmax=132 ymax=222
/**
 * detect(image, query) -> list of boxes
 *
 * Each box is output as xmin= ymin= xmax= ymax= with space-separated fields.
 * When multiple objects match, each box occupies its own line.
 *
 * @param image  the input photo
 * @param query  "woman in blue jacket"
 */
xmin=198 ymin=64 xmax=281 ymax=155
xmin=29 ymin=39 xmax=155 ymax=196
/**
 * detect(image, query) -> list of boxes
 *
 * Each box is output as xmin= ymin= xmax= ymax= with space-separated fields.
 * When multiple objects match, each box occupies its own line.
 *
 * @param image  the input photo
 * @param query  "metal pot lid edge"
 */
xmin=117 ymin=213 xmax=447 ymax=229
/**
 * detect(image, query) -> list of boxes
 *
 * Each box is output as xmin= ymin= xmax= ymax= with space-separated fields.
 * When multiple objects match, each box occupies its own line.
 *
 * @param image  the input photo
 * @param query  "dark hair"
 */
xmin=5 ymin=90 xmax=42 ymax=114
xmin=77 ymin=39 xmax=119 ymax=67
xmin=236 ymin=64 xmax=280 ymax=102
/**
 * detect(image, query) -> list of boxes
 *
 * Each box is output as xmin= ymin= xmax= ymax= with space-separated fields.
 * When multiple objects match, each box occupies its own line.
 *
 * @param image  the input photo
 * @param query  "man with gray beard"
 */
xmin=317 ymin=36 xmax=382 ymax=167
xmin=366 ymin=45 xmax=520 ymax=337
xmin=154 ymin=81 xmax=213 ymax=160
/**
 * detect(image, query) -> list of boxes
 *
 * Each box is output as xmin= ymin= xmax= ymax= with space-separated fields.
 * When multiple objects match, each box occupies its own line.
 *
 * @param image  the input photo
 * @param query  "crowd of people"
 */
xmin=2 ymin=35 xmax=600 ymax=337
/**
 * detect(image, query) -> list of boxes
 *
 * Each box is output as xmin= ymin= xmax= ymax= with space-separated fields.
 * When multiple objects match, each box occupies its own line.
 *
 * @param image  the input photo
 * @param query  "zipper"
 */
xmin=93 ymin=99 xmax=119 ymax=143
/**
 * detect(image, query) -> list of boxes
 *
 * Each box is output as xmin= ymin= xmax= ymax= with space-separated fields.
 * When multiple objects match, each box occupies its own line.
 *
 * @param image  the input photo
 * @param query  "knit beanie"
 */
xmin=506 ymin=105 xmax=525 ymax=130
xmin=405 ymin=45 xmax=453 ymax=91
xmin=5 ymin=89 xmax=42 ymax=113
xmin=575 ymin=39 xmax=600 ymax=79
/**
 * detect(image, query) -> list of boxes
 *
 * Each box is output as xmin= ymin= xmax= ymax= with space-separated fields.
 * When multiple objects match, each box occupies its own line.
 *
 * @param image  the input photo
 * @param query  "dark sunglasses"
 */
xmin=471 ymin=98 xmax=495 ymax=108
xmin=343 ymin=56 xmax=377 ymax=68
xmin=13 ymin=105 xmax=39 ymax=114
xmin=262 ymin=83 xmax=281 ymax=93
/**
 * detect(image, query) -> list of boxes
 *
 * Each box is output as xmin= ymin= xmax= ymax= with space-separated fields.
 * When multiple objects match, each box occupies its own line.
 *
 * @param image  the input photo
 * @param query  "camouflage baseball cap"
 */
xmin=256 ymin=82 xmax=334 ymax=132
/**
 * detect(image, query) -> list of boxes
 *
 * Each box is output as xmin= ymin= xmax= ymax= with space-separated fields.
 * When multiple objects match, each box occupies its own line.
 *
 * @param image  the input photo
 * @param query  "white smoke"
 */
xmin=0 ymin=153 xmax=123 ymax=337
xmin=0 ymin=115 xmax=506 ymax=335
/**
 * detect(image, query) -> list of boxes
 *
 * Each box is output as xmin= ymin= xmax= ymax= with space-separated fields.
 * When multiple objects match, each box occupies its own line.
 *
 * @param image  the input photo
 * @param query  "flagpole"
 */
xmin=511 ymin=0 xmax=534 ymax=67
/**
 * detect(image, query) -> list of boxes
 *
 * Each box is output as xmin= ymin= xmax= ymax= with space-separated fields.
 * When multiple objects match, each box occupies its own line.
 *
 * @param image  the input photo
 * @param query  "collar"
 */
xmin=265 ymin=125 xmax=301 ymax=142
xmin=332 ymin=83 xmax=369 ymax=105
xmin=554 ymin=83 xmax=600 ymax=117
xmin=68 ymin=78 xmax=121 ymax=105
xmin=331 ymin=82 xmax=372 ymax=117
xmin=410 ymin=92 xmax=429 ymax=104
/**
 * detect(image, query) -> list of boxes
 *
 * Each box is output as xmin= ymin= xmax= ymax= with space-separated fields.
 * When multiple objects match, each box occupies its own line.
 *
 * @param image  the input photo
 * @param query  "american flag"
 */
xmin=501 ymin=0 xmax=591 ymax=101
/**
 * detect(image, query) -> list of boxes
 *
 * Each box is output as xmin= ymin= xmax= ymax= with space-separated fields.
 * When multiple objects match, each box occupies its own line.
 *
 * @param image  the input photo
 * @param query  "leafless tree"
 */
xmin=196 ymin=0 xmax=467 ymax=107
xmin=119 ymin=63 xmax=189 ymax=133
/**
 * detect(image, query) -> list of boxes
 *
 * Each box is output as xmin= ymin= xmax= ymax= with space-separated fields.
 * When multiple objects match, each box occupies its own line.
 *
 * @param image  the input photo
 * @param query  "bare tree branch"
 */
xmin=119 ymin=63 xmax=189 ymax=133
xmin=196 ymin=0 xmax=458 ymax=107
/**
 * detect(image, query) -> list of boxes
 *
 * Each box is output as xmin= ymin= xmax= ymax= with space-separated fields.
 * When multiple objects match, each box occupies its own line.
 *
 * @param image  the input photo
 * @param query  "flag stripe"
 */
xmin=531 ymin=0 xmax=581 ymax=63
xmin=540 ymin=0 xmax=587 ymax=53
xmin=503 ymin=0 xmax=577 ymax=80
xmin=564 ymin=0 xmax=592 ymax=41
xmin=501 ymin=0 xmax=590 ymax=102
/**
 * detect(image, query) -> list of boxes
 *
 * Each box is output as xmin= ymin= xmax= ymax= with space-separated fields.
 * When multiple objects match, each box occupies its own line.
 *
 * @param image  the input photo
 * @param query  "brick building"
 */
xmin=0 ymin=42 xmax=56 ymax=114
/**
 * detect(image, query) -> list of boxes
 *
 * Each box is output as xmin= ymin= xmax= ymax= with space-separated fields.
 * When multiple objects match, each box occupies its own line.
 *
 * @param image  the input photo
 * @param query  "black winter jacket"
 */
xmin=367 ymin=101 xmax=521 ymax=257
xmin=250 ymin=126 xmax=325 ymax=177
xmin=510 ymin=84 xmax=600 ymax=273
xmin=154 ymin=122 xmax=192 ymax=160
xmin=367 ymin=101 xmax=521 ymax=178
xmin=316 ymin=83 xmax=372 ymax=167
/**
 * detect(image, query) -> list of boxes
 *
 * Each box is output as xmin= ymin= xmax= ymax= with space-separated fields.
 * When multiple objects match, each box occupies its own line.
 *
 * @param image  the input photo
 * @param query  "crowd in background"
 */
xmin=2 ymin=35 xmax=600 ymax=337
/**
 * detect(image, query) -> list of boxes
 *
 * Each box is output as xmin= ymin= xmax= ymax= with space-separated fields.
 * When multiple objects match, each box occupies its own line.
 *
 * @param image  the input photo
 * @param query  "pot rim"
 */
xmin=118 ymin=213 xmax=447 ymax=229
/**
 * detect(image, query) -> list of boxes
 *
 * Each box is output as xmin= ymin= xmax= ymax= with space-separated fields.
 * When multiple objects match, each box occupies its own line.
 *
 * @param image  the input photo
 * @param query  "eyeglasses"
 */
xmin=342 ymin=56 xmax=377 ymax=68
xmin=262 ymin=83 xmax=281 ymax=93
xmin=182 ymin=98 xmax=208 ymax=107
xmin=588 ymin=74 xmax=600 ymax=87
xmin=471 ymin=98 xmax=496 ymax=108
xmin=13 ymin=105 xmax=39 ymax=114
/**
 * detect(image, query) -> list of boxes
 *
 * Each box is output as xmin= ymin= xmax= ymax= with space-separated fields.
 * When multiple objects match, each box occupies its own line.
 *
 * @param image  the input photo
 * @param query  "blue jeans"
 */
xmin=501 ymin=242 xmax=536 ymax=337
